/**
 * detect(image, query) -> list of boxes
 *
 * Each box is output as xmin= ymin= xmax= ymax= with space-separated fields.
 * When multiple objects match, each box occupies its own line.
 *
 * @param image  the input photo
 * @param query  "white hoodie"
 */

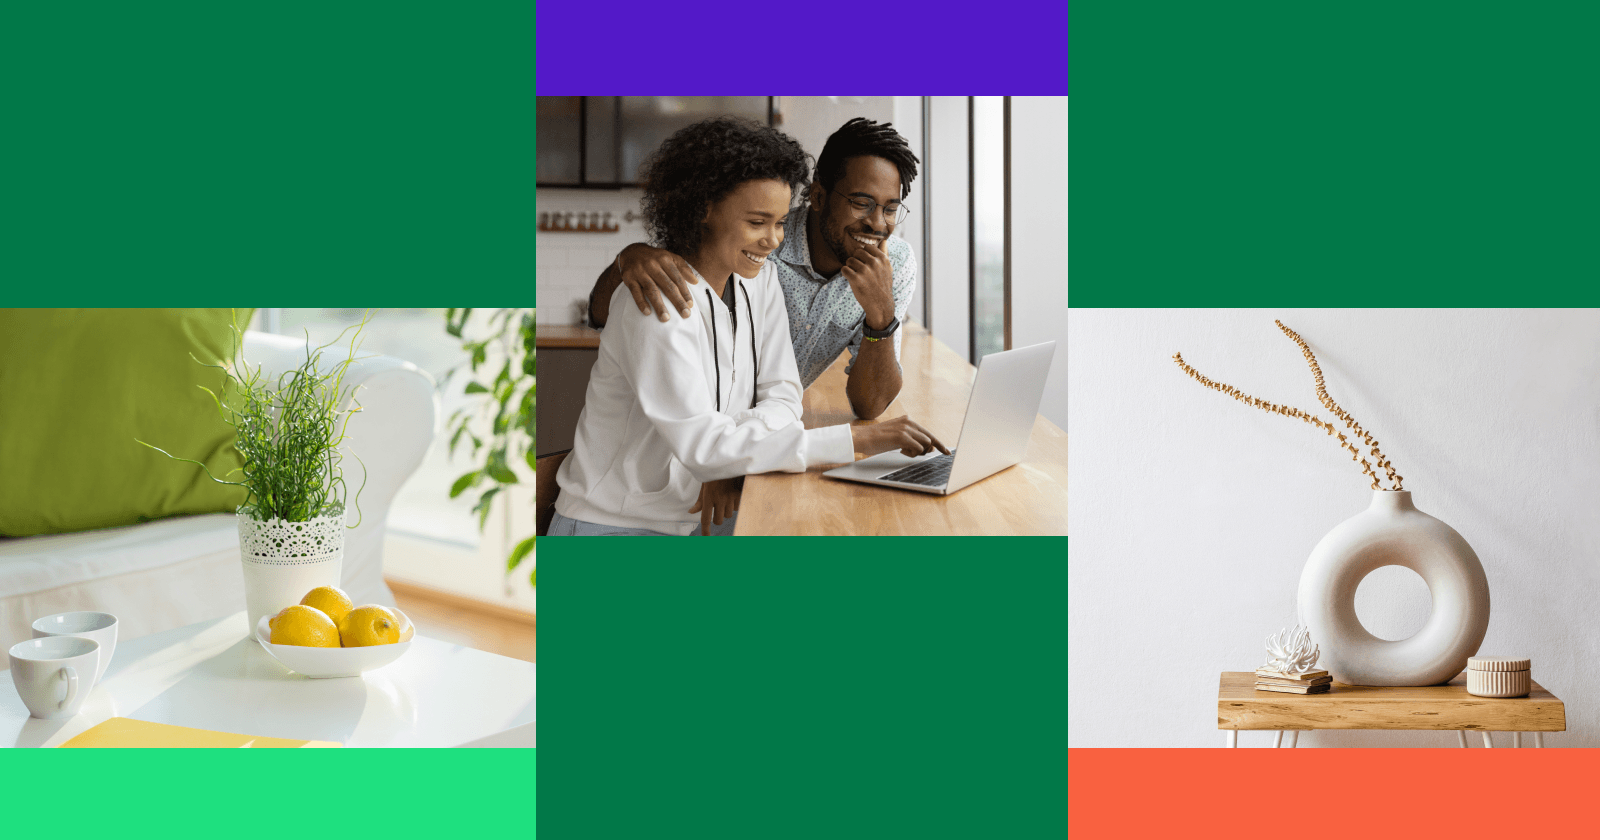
xmin=554 ymin=262 xmax=856 ymax=534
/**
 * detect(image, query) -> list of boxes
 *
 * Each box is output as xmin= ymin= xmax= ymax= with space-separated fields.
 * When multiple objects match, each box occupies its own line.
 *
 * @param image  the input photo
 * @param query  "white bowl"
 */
xmin=254 ymin=608 xmax=415 ymax=679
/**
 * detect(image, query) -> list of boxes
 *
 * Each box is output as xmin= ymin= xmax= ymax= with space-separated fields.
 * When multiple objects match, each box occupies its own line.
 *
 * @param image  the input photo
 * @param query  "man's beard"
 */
xmin=818 ymin=202 xmax=852 ymax=271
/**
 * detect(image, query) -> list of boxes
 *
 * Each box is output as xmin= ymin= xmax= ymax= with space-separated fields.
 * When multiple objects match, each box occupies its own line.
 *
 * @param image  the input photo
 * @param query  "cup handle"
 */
xmin=59 ymin=666 xmax=79 ymax=711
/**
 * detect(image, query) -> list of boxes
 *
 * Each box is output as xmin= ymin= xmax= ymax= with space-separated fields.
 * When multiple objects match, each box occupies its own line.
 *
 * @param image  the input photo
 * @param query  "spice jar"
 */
xmin=1466 ymin=657 xmax=1530 ymax=698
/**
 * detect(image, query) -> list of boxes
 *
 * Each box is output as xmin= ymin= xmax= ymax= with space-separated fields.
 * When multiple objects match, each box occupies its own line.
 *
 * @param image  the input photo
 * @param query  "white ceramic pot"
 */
xmin=1297 ymin=490 xmax=1490 ymax=686
xmin=238 ymin=510 xmax=344 ymax=637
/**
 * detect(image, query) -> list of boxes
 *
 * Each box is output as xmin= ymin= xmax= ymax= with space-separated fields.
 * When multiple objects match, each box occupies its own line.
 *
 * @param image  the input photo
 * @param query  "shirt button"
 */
xmin=805 ymin=324 xmax=812 ymax=330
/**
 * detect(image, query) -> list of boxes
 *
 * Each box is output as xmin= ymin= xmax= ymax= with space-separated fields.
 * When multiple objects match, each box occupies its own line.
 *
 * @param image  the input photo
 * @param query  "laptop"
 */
xmin=823 ymin=341 xmax=1056 ymax=495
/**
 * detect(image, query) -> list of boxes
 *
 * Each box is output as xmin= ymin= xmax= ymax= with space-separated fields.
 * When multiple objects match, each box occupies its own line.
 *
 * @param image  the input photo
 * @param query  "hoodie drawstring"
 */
xmin=704 ymin=279 xmax=760 ymax=412
xmin=740 ymin=282 xmax=758 ymax=409
xmin=705 ymin=287 xmax=721 ymax=411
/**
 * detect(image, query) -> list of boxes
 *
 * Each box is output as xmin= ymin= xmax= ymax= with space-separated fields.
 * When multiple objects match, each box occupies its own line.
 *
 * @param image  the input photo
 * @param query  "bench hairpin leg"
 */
xmin=1273 ymin=731 xmax=1283 ymax=748
xmin=1481 ymin=731 xmax=1494 ymax=748
xmin=1514 ymin=732 xmax=1522 ymax=748
xmin=1535 ymin=732 xmax=1544 ymax=748
xmin=1288 ymin=730 xmax=1300 ymax=748
xmin=1226 ymin=730 xmax=1238 ymax=748
xmin=1457 ymin=731 xmax=1468 ymax=748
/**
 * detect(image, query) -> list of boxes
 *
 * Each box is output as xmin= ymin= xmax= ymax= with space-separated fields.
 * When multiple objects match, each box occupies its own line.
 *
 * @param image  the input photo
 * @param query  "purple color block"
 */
xmin=536 ymin=1 xmax=1067 ymax=95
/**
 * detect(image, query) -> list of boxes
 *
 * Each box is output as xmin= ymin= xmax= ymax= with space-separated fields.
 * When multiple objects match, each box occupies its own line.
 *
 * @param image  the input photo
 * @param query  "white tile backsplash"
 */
xmin=537 ymin=188 xmax=648 ymax=324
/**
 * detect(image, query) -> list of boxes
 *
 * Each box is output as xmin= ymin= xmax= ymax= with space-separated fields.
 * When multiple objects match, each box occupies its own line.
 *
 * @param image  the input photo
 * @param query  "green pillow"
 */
xmin=0 ymin=308 xmax=255 ymax=537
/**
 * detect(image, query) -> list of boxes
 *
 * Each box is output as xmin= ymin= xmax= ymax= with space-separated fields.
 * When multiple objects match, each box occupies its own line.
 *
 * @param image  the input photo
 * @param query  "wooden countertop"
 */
xmin=1217 ymin=671 xmax=1566 ymax=731
xmin=536 ymin=324 xmax=602 ymax=348
xmin=738 ymin=323 xmax=1068 ymax=535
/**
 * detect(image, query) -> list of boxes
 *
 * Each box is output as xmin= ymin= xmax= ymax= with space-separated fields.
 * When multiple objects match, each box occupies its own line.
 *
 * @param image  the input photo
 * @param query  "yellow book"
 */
xmin=59 ymin=717 xmax=342 ymax=748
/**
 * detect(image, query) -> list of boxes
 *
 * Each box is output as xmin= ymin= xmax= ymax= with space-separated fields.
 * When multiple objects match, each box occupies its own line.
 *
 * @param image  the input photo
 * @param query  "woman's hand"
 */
xmin=850 ymin=416 xmax=950 ymax=458
xmin=689 ymin=476 xmax=745 ymax=535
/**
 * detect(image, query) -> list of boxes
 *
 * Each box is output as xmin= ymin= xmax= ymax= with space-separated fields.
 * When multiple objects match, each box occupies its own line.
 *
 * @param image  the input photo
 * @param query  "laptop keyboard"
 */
xmin=878 ymin=453 xmax=955 ymax=487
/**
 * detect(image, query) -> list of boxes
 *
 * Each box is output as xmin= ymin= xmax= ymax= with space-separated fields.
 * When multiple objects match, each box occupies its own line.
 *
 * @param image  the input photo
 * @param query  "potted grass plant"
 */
xmin=140 ymin=315 xmax=369 ymax=633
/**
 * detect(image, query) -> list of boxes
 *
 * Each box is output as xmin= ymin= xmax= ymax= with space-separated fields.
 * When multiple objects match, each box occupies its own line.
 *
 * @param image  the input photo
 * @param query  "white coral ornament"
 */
xmin=1262 ymin=625 xmax=1321 ymax=675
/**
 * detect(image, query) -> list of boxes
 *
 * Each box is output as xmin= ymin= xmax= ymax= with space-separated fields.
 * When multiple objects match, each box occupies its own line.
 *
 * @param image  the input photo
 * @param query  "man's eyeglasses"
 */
xmin=834 ymin=191 xmax=910 ymax=226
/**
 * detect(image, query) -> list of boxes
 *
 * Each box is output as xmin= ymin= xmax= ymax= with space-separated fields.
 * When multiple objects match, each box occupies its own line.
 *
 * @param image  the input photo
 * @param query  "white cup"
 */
xmin=33 ymin=611 xmax=118 ymax=686
xmin=9 ymin=637 xmax=100 ymax=720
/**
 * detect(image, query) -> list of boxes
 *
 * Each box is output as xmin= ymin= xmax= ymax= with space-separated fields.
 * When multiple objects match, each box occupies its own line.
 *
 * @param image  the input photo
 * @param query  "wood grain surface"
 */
xmin=738 ymin=323 xmax=1068 ymax=535
xmin=534 ymin=323 xmax=602 ymax=348
xmin=1217 ymin=671 xmax=1566 ymax=731
xmin=387 ymin=579 xmax=536 ymax=664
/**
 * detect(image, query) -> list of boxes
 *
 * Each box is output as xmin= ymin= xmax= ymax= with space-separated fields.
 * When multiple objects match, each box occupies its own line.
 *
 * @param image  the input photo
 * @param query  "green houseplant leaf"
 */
xmin=507 ymin=535 xmax=535 ymax=571
xmin=445 ymin=308 xmax=535 ymax=587
xmin=449 ymin=470 xmax=481 ymax=499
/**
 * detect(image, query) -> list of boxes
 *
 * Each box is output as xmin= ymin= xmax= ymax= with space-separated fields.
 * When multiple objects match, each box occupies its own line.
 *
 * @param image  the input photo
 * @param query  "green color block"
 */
xmin=543 ymin=537 xmax=1066 ymax=838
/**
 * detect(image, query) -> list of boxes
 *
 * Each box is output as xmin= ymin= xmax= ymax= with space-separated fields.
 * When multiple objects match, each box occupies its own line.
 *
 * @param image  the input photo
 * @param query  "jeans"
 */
xmin=547 ymin=510 xmax=738 ymax=536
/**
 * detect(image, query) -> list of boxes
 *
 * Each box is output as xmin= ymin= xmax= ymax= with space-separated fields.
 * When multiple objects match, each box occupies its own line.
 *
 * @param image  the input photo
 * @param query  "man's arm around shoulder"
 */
xmin=587 ymin=243 xmax=701 ymax=327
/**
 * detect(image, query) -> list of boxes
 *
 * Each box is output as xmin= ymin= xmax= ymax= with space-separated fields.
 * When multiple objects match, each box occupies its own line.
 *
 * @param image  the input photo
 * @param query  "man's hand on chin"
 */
xmin=839 ymin=239 xmax=895 ymax=330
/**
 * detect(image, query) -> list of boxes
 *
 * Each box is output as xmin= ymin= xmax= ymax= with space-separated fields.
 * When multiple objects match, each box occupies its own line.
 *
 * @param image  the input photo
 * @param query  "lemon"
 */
xmin=269 ymin=605 xmax=341 ymax=647
xmin=339 ymin=605 xmax=402 ymax=647
xmin=300 ymin=585 xmax=354 ymax=627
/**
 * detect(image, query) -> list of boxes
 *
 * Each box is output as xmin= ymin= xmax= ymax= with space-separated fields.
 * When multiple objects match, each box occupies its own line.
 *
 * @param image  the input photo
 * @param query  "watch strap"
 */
xmin=862 ymin=315 xmax=900 ymax=341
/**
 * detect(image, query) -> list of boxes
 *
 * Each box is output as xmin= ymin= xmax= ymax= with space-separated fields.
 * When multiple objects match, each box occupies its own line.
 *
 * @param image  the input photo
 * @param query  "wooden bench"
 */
xmin=1217 ymin=671 xmax=1566 ymax=747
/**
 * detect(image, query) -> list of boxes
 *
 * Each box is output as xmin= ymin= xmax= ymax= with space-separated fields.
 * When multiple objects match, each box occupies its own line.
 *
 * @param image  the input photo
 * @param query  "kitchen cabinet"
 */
xmin=536 ymin=97 xmax=772 ymax=188
xmin=535 ymin=325 xmax=602 ymax=457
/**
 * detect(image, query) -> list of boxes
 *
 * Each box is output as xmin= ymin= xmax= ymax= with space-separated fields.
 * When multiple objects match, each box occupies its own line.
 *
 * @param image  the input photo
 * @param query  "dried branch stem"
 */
xmin=1273 ymin=320 xmax=1403 ymax=490
xmin=1173 ymin=320 xmax=1403 ymax=489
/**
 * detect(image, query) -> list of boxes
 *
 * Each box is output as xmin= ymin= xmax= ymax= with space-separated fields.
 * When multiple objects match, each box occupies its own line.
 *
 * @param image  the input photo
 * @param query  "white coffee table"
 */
xmin=1 ymin=611 xmax=536 ymax=747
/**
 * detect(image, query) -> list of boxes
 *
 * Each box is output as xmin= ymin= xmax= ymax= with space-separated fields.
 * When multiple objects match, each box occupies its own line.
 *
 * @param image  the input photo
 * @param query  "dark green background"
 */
xmin=548 ymin=538 xmax=1068 ymax=838
xmin=1075 ymin=3 xmax=1597 ymax=307
xmin=3 ymin=3 xmax=534 ymax=305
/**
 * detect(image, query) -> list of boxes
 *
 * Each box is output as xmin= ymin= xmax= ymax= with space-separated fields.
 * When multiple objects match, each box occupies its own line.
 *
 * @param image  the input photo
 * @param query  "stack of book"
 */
xmin=1254 ymin=668 xmax=1332 ymax=694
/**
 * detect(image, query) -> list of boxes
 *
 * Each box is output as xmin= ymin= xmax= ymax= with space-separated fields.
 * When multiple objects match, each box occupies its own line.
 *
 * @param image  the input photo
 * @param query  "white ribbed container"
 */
xmin=238 ymin=510 xmax=344 ymax=639
xmin=1466 ymin=656 xmax=1531 ymax=698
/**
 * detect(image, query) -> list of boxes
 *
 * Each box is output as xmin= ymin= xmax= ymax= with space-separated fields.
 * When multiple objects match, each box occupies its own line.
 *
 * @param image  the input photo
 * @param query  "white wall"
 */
xmin=775 ymin=96 xmax=894 ymax=174
xmin=1067 ymin=309 xmax=1600 ymax=747
xmin=535 ymin=188 xmax=648 ymax=325
xmin=1010 ymin=96 xmax=1068 ymax=427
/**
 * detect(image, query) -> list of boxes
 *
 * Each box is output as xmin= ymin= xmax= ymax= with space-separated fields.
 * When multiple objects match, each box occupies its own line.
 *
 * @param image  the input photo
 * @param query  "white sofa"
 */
xmin=0 ymin=331 xmax=437 ymax=656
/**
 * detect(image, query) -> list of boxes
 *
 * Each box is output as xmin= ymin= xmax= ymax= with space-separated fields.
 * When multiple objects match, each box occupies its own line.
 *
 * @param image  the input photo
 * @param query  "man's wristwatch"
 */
xmin=862 ymin=315 xmax=900 ymax=342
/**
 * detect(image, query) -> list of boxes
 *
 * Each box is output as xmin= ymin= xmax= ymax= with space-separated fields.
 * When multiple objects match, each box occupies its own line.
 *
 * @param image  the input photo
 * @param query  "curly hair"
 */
xmin=638 ymin=117 xmax=812 ymax=257
xmin=813 ymin=117 xmax=920 ymax=200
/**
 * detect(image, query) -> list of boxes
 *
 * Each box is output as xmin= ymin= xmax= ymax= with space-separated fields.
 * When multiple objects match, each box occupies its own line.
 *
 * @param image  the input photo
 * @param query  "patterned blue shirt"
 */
xmin=772 ymin=205 xmax=917 ymax=389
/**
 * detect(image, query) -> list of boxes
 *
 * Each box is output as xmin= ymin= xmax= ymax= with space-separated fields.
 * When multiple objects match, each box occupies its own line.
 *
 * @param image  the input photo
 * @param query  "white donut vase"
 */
xmin=1297 ymin=490 xmax=1489 ymax=686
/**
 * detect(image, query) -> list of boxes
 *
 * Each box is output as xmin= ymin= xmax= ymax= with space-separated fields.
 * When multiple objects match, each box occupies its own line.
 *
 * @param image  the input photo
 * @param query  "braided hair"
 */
xmin=813 ymin=118 xmax=921 ymax=200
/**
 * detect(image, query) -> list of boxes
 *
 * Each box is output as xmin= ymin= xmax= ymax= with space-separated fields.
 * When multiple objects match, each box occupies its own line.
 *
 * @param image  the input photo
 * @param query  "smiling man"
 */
xmin=587 ymin=117 xmax=919 ymax=420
